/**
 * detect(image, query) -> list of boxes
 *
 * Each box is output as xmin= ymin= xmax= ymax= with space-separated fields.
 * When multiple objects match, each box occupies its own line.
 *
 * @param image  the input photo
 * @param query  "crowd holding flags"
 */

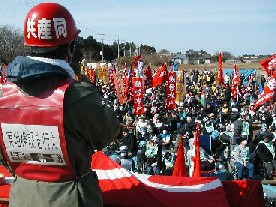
xmin=75 ymin=53 xmax=276 ymax=175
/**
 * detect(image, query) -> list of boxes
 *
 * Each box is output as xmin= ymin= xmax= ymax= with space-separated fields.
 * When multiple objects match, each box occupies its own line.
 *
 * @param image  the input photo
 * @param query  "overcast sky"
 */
xmin=0 ymin=0 xmax=275 ymax=56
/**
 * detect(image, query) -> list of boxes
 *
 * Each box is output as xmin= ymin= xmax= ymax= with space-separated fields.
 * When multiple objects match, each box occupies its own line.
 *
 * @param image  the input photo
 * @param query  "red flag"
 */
xmin=254 ymin=70 xmax=276 ymax=109
xmin=217 ymin=52 xmax=223 ymax=84
xmin=132 ymin=77 xmax=144 ymax=115
xmin=231 ymin=64 xmax=240 ymax=100
xmin=152 ymin=63 xmax=168 ymax=87
xmin=193 ymin=123 xmax=201 ymax=177
xmin=132 ymin=55 xmax=141 ymax=67
xmin=166 ymin=72 xmax=176 ymax=110
xmin=260 ymin=54 xmax=276 ymax=76
xmin=86 ymin=67 xmax=97 ymax=84
xmin=113 ymin=72 xmax=127 ymax=104
xmin=172 ymin=136 xmax=187 ymax=177
xmin=143 ymin=65 xmax=152 ymax=89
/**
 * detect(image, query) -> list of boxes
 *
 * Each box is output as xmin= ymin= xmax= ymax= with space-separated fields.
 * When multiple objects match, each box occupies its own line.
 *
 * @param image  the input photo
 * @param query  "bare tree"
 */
xmin=0 ymin=26 xmax=30 ymax=65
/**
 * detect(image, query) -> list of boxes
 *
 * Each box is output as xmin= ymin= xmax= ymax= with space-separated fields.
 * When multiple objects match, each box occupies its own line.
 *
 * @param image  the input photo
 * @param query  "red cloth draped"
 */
xmin=222 ymin=180 xmax=264 ymax=207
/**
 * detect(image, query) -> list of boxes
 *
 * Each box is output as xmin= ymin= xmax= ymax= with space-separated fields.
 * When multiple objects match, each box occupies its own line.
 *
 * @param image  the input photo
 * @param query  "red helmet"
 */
xmin=24 ymin=3 xmax=80 ymax=47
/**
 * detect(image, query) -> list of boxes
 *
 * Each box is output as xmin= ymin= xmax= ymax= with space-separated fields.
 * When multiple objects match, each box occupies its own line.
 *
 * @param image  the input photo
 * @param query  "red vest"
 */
xmin=0 ymin=80 xmax=75 ymax=182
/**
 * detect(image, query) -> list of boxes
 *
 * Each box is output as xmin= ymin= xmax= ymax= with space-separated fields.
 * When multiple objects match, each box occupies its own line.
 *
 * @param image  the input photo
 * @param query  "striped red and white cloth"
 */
xmin=91 ymin=151 xmax=229 ymax=207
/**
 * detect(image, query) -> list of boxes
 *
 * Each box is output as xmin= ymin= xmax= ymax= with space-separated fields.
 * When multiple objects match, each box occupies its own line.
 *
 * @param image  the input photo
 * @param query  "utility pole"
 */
xmin=117 ymin=35 xmax=120 ymax=59
xmin=122 ymin=39 xmax=126 ymax=56
xmin=98 ymin=33 xmax=105 ymax=63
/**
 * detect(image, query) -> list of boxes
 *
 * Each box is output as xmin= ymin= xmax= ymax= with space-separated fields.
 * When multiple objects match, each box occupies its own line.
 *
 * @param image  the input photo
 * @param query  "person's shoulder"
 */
xmin=64 ymin=81 xmax=99 ymax=106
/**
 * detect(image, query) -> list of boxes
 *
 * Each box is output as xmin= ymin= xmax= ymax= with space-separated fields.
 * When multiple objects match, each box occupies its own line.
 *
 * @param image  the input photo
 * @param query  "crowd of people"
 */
xmin=99 ymin=68 xmax=276 ymax=180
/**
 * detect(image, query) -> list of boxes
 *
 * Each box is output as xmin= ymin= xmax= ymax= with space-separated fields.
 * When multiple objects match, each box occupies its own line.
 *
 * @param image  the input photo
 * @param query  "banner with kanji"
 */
xmin=254 ymin=71 xmax=276 ymax=109
xmin=231 ymin=65 xmax=240 ymax=100
xmin=113 ymin=72 xmax=127 ymax=104
xmin=132 ymin=77 xmax=144 ymax=115
xmin=86 ymin=67 xmax=97 ymax=84
xmin=175 ymin=71 xmax=184 ymax=104
xmin=217 ymin=52 xmax=223 ymax=84
xmin=108 ymin=65 xmax=116 ymax=86
xmin=143 ymin=65 xmax=152 ymax=89
xmin=166 ymin=72 xmax=176 ymax=110
xmin=260 ymin=54 xmax=276 ymax=76
xmin=101 ymin=64 xmax=109 ymax=84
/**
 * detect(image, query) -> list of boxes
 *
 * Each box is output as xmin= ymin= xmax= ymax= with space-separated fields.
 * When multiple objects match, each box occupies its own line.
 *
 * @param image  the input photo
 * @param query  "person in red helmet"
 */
xmin=0 ymin=3 xmax=120 ymax=207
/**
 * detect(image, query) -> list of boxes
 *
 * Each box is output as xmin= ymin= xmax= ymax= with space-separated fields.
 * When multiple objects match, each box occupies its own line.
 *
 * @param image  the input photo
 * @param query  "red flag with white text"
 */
xmin=254 ymin=70 xmax=276 ymax=109
xmin=166 ymin=72 xmax=176 ymax=110
xmin=152 ymin=63 xmax=168 ymax=87
xmin=260 ymin=54 xmax=276 ymax=76
xmin=86 ymin=67 xmax=97 ymax=84
xmin=113 ymin=72 xmax=127 ymax=104
xmin=132 ymin=77 xmax=144 ymax=115
xmin=218 ymin=52 xmax=223 ymax=84
xmin=231 ymin=65 xmax=240 ymax=100
xmin=143 ymin=65 xmax=152 ymax=89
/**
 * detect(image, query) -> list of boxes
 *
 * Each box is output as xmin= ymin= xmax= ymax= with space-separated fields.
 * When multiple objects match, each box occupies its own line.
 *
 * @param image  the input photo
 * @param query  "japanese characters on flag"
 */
xmin=217 ymin=52 xmax=223 ymax=84
xmin=231 ymin=64 xmax=240 ymax=100
xmin=108 ymin=65 xmax=116 ymax=86
xmin=254 ymin=70 xmax=276 ymax=110
xmin=113 ymin=72 xmax=127 ymax=105
xmin=166 ymin=72 xmax=176 ymax=110
xmin=101 ymin=64 xmax=109 ymax=84
xmin=175 ymin=71 xmax=184 ymax=105
xmin=143 ymin=65 xmax=153 ymax=89
xmin=260 ymin=54 xmax=276 ymax=76
xmin=86 ymin=66 xmax=96 ymax=84
xmin=132 ymin=77 xmax=144 ymax=115
xmin=152 ymin=63 xmax=168 ymax=87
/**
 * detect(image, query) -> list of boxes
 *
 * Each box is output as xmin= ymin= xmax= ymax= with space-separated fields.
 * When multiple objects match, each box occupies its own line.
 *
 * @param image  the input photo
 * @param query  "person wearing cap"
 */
xmin=257 ymin=135 xmax=276 ymax=180
xmin=0 ymin=3 xmax=120 ymax=207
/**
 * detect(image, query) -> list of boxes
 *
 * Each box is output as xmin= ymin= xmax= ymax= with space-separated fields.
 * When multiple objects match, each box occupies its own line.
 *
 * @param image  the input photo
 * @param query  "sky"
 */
xmin=0 ymin=0 xmax=275 ymax=57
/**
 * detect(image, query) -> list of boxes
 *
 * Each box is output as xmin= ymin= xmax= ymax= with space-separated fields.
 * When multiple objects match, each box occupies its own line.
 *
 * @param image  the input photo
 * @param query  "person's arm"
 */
xmin=64 ymin=82 xmax=120 ymax=150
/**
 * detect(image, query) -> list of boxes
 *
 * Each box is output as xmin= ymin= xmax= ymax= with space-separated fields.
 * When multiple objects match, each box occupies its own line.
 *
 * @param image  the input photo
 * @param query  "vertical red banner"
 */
xmin=166 ymin=72 xmax=176 ymax=110
xmin=218 ymin=52 xmax=223 ymax=84
xmin=86 ymin=67 xmax=96 ymax=84
xmin=113 ymin=72 xmax=127 ymax=105
xmin=132 ymin=77 xmax=144 ymax=115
